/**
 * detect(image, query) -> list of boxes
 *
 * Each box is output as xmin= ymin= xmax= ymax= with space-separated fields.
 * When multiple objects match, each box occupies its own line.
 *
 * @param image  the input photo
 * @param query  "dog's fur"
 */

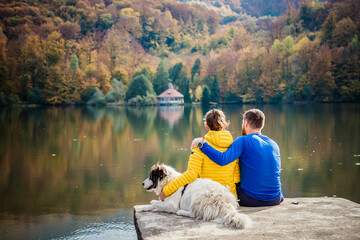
xmin=142 ymin=163 xmax=252 ymax=229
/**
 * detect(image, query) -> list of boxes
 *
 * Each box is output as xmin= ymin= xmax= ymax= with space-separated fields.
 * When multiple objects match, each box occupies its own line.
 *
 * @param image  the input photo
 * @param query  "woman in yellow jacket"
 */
xmin=159 ymin=109 xmax=240 ymax=200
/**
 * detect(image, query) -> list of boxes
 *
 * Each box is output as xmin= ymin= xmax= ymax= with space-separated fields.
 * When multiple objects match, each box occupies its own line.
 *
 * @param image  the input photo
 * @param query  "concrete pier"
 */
xmin=134 ymin=197 xmax=360 ymax=240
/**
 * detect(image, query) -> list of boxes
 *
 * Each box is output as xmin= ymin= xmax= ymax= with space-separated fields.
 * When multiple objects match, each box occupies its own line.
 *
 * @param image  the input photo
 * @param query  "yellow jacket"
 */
xmin=163 ymin=130 xmax=240 ymax=198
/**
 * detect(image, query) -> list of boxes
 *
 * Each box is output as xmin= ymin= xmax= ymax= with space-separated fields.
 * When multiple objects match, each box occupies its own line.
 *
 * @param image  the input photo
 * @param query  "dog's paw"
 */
xmin=176 ymin=210 xmax=192 ymax=217
xmin=150 ymin=200 xmax=159 ymax=204
xmin=211 ymin=218 xmax=223 ymax=224
xmin=142 ymin=205 xmax=154 ymax=211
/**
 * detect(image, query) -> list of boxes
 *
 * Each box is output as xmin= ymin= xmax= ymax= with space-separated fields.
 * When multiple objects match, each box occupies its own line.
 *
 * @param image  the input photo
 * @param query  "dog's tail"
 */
xmin=191 ymin=191 xmax=252 ymax=229
xmin=221 ymin=204 xmax=252 ymax=229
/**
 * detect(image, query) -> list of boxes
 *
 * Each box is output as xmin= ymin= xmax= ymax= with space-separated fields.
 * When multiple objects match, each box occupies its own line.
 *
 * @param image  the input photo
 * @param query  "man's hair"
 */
xmin=243 ymin=109 xmax=265 ymax=129
xmin=204 ymin=109 xmax=229 ymax=131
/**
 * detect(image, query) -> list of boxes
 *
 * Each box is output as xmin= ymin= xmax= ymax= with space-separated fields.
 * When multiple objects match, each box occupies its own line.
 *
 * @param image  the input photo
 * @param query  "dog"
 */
xmin=142 ymin=163 xmax=252 ymax=229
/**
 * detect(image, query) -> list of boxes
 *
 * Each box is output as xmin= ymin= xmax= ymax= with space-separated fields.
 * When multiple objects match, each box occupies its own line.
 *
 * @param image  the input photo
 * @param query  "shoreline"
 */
xmin=1 ymin=101 xmax=360 ymax=108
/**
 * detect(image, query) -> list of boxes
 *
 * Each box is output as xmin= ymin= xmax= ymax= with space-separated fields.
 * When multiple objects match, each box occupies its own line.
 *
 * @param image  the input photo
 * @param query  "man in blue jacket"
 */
xmin=191 ymin=109 xmax=283 ymax=207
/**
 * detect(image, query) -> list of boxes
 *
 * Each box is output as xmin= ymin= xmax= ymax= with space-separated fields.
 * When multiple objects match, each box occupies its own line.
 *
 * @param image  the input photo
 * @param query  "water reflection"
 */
xmin=0 ymin=104 xmax=359 ymax=239
xmin=0 ymin=210 xmax=136 ymax=240
xmin=158 ymin=106 xmax=184 ymax=128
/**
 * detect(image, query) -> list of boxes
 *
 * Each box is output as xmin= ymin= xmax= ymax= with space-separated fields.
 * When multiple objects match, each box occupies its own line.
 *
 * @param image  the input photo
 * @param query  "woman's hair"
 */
xmin=204 ymin=109 xmax=229 ymax=131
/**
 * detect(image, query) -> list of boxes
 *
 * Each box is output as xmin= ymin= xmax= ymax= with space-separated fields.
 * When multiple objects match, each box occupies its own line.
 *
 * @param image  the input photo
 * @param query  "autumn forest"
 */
xmin=0 ymin=0 xmax=359 ymax=105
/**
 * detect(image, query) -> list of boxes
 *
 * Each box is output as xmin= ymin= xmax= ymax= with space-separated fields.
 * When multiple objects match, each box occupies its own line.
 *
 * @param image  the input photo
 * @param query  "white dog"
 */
xmin=142 ymin=163 xmax=252 ymax=229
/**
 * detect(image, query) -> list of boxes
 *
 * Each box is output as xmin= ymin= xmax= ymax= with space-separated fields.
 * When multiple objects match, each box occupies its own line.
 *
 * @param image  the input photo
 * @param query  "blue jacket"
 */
xmin=200 ymin=133 xmax=282 ymax=201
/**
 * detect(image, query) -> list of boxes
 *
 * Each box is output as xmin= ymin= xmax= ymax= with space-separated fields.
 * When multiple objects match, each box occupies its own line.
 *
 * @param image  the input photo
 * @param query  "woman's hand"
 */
xmin=190 ymin=137 xmax=204 ymax=150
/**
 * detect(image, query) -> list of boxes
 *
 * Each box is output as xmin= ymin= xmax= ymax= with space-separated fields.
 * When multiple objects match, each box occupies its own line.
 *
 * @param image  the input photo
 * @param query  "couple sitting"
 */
xmin=159 ymin=108 xmax=283 ymax=207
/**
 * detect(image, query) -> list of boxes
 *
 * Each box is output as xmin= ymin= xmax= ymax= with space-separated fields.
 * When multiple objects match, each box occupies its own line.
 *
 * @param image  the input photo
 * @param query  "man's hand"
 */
xmin=190 ymin=137 xmax=204 ymax=150
xmin=159 ymin=190 xmax=167 ymax=201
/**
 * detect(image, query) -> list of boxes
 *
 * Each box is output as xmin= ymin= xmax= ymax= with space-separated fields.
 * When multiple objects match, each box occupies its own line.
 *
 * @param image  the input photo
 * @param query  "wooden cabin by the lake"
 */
xmin=157 ymin=83 xmax=184 ymax=105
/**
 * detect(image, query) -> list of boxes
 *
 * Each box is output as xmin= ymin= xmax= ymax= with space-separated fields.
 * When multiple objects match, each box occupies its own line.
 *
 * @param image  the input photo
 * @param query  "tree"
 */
xmin=27 ymin=87 xmax=45 ymax=104
xmin=112 ymin=67 xmax=128 ymax=84
xmin=332 ymin=45 xmax=360 ymax=101
xmin=210 ymin=76 xmax=220 ymax=103
xmin=98 ymin=13 xmax=114 ymax=30
xmin=195 ymin=85 xmax=203 ymax=101
xmin=281 ymin=36 xmax=294 ymax=84
xmin=20 ymin=35 xmax=47 ymax=100
xmin=191 ymin=58 xmax=201 ymax=80
xmin=0 ymin=65 xmax=9 ymax=93
xmin=294 ymin=36 xmax=318 ymax=74
xmin=119 ymin=8 xmax=142 ymax=38
xmin=105 ymin=78 xmax=125 ymax=103
xmin=133 ymin=67 xmax=153 ymax=83
xmin=176 ymin=69 xmax=190 ymax=95
xmin=70 ymin=54 xmax=79 ymax=71
xmin=153 ymin=61 xmax=170 ymax=95
xmin=295 ymin=75 xmax=312 ymax=101
xmin=201 ymin=86 xmax=210 ymax=105
xmin=125 ymin=72 xmax=154 ymax=101
xmin=169 ymin=62 xmax=183 ymax=86
xmin=233 ymin=27 xmax=251 ymax=51
xmin=309 ymin=45 xmax=335 ymax=101
xmin=321 ymin=12 xmax=336 ymax=44
xmin=95 ymin=63 xmax=112 ymax=93
xmin=184 ymin=80 xmax=191 ymax=103
xmin=351 ymin=35 xmax=359 ymax=51
xmin=44 ymin=31 xmax=66 ymax=67
xmin=59 ymin=21 xmax=80 ymax=40
xmin=332 ymin=17 xmax=357 ymax=47
xmin=87 ymin=88 xmax=106 ymax=106
xmin=190 ymin=73 xmax=200 ymax=101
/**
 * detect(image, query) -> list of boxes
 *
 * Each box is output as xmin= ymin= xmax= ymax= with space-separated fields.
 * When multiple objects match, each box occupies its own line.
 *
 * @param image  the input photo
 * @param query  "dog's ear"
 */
xmin=151 ymin=162 xmax=160 ymax=171
xmin=152 ymin=165 xmax=167 ymax=179
xmin=157 ymin=164 xmax=167 ymax=178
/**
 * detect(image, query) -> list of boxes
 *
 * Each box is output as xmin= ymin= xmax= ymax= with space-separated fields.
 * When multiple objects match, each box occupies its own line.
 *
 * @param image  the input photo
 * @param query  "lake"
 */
xmin=0 ymin=104 xmax=359 ymax=239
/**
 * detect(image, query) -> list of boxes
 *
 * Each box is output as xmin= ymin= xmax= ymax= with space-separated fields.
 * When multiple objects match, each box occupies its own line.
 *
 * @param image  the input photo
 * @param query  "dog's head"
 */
xmin=142 ymin=162 xmax=168 ymax=195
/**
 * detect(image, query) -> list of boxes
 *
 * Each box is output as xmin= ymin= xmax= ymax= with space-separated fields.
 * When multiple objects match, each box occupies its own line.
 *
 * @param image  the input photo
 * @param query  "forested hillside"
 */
xmin=0 ymin=0 xmax=359 ymax=105
xmin=178 ymin=0 xmax=305 ymax=17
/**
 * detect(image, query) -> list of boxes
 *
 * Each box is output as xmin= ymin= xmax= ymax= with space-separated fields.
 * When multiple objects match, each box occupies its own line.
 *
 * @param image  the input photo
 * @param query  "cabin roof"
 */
xmin=157 ymin=88 xmax=184 ymax=98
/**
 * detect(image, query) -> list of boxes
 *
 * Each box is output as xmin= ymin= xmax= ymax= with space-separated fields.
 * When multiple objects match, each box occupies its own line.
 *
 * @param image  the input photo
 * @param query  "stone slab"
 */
xmin=134 ymin=197 xmax=360 ymax=240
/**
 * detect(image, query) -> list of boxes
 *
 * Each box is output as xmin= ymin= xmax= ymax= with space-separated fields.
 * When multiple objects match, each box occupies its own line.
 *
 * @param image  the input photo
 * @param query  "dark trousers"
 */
xmin=236 ymin=183 xmax=284 ymax=207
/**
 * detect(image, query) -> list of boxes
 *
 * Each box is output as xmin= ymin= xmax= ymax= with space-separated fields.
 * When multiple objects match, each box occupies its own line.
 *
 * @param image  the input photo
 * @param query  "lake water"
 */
xmin=0 ymin=104 xmax=359 ymax=239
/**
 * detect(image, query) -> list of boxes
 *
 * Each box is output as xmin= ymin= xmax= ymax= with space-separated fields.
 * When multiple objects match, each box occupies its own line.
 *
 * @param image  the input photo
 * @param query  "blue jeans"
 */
xmin=236 ymin=183 xmax=284 ymax=207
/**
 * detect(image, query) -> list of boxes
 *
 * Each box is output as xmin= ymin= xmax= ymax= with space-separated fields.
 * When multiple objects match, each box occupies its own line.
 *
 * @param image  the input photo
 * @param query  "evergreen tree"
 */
xmin=169 ymin=62 xmax=183 ymax=86
xmin=210 ymin=76 xmax=220 ymax=103
xmin=321 ymin=13 xmax=336 ymax=44
xmin=133 ymin=67 xmax=153 ymax=83
xmin=191 ymin=58 xmax=201 ymax=80
xmin=105 ymin=78 xmax=125 ymax=103
xmin=153 ymin=61 xmax=170 ymax=95
xmin=125 ymin=72 xmax=154 ymax=101
xmin=203 ymin=76 xmax=213 ymax=87
xmin=201 ymin=86 xmax=210 ymax=105
xmin=184 ymin=80 xmax=192 ymax=103
xmin=176 ymin=69 xmax=190 ymax=95
xmin=27 ymin=87 xmax=45 ymax=104
xmin=70 ymin=54 xmax=79 ymax=71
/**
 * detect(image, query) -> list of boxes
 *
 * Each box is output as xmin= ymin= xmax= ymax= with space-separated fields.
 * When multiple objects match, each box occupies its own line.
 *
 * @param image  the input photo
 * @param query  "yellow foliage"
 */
xmin=195 ymin=85 xmax=203 ymax=100
xmin=293 ymin=36 xmax=310 ymax=53
xmin=112 ymin=67 xmax=129 ymax=83
xmin=120 ymin=8 xmax=140 ymax=18
xmin=95 ymin=63 xmax=112 ymax=93
xmin=0 ymin=27 xmax=7 ymax=63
